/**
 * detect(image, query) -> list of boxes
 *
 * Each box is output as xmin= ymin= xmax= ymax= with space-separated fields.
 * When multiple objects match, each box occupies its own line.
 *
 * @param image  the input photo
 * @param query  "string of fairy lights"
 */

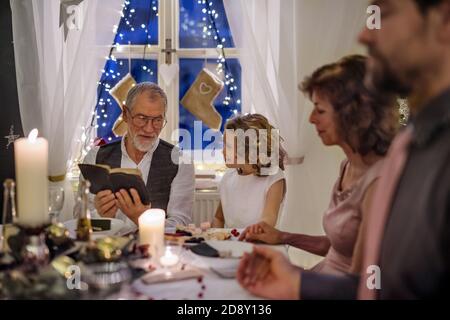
xmin=75 ymin=0 xmax=157 ymax=162
xmin=199 ymin=0 xmax=240 ymax=112
xmin=68 ymin=0 xmax=405 ymax=176
xmin=73 ymin=0 xmax=240 ymax=168
xmin=94 ymin=0 xmax=157 ymax=136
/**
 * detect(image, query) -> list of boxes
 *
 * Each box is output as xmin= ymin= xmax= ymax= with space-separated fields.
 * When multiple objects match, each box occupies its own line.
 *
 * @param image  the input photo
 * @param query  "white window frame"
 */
xmin=112 ymin=0 xmax=239 ymax=145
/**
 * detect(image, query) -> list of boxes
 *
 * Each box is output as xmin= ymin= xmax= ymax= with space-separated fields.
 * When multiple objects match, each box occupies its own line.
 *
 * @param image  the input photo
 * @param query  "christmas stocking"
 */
xmin=180 ymin=68 xmax=223 ymax=131
xmin=109 ymin=73 xmax=137 ymax=136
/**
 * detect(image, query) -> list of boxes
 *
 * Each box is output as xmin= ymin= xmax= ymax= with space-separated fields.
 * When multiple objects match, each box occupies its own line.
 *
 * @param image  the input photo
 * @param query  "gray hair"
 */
xmin=125 ymin=82 xmax=168 ymax=113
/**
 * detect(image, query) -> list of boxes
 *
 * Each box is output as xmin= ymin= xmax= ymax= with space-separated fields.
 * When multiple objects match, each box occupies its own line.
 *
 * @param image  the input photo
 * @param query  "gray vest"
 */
xmin=95 ymin=139 xmax=179 ymax=212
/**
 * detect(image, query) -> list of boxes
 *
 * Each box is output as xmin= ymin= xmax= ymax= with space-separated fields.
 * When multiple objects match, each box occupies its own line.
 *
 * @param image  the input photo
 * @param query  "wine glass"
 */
xmin=48 ymin=186 xmax=65 ymax=223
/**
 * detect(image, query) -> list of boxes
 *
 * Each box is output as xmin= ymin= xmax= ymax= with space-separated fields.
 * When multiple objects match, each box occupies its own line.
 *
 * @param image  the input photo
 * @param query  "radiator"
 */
xmin=193 ymin=190 xmax=220 ymax=226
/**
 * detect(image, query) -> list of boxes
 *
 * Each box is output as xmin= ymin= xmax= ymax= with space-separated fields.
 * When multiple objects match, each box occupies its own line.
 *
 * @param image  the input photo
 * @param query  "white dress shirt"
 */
xmin=78 ymin=136 xmax=194 ymax=230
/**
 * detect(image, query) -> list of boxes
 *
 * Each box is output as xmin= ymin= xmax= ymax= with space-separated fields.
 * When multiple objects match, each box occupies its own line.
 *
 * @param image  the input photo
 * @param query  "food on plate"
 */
xmin=230 ymin=229 xmax=240 ymax=237
xmin=165 ymin=225 xmax=233 ymax=243
xmin=91 ymin=219 xmax=111 ymax=232
xmin=200 ymin=221 xmax=211 ymax=231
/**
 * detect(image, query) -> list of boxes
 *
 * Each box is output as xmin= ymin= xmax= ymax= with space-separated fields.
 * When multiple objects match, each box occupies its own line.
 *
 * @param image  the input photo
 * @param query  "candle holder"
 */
xmin=159 ymin=245 xmax=180 ymax=268
xmin=15 ymin=223 xmax=50 ymax=236
xmin=80 ymin=261 xmax=133 ymax=299
xmin=158 ymin=242 xmax=183 ymax=279
xmin=0 ymin=251 xmax=16 ymax=271
xmin=7 ymin=223 xmax=51 ymax=273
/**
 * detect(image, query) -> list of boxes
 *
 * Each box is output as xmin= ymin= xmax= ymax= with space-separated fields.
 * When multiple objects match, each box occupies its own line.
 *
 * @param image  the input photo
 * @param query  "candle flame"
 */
xmin=28 ymin=129 xmax=38 ymax=143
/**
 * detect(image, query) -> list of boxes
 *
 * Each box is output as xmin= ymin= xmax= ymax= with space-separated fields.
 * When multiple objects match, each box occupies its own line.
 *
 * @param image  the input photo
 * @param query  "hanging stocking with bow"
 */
xmin=109 ymin=73 xmax=136 ymax=136
xmin=109 ymin=43 xmax=136 ymax=137
xmin=180 ymin=68 xmax=224 ymax=131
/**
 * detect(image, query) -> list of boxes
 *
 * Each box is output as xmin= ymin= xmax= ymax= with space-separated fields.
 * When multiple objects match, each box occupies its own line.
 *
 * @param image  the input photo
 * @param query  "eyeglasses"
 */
xmin=125 ymin=107 xmax=167 ymax=129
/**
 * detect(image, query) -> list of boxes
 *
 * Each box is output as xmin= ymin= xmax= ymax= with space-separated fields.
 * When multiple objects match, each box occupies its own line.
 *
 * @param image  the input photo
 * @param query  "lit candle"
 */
xmin=14 ymin=129 xmax=49 ymax=227
xmin=159 ymin=246 xmax=179 ymax=267
xmin=138 ymin=209 xmax=165 ymax=257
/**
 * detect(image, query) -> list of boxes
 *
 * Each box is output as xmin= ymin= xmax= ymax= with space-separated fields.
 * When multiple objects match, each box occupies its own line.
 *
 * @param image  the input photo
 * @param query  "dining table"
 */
xmin=0 ymin=224 xmax=288 ymax=300
xmin=111 ymin=236 xmax=288 ymax=300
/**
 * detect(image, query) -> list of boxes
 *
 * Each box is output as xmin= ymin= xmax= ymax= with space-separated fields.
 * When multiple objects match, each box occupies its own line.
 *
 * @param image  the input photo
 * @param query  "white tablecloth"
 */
xmin=125 ymin=244 xmax=287 ymax=300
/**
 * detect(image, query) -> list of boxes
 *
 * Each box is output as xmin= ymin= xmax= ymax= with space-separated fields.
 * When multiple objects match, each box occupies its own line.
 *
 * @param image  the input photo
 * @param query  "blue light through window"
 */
xmin=95 ymin=0 xmax=241 ymax=149
xmin=179 ymin=0 xmax=235 ymax=48
xmin=115 ymin=0 xmax=158 ymax=45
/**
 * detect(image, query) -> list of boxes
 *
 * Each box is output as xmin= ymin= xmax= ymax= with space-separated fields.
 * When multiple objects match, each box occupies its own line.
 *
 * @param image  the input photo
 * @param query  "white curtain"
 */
xmin=10 ymin=0 xmax=123 ymax=221
xmin=224 ymin=0 xmax=369 ymax=267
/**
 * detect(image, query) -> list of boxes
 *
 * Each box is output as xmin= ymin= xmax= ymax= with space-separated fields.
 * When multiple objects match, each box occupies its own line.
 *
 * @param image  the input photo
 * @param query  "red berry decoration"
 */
xmin=138 ymin=244 xmax=150 ymax=258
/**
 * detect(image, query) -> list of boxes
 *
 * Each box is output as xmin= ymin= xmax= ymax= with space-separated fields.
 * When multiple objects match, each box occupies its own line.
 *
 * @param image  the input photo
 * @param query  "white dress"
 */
xmin=219 ymin=168 xmax=286 ymax=228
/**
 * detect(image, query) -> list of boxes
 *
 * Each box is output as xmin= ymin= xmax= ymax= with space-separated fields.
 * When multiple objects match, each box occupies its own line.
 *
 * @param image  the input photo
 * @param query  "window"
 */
xmin=95 ymin=0 xmax=241 ymax=151
xmin=96 ymin=59 xmax=158 ymax=141
xmin=179 ymin=0 xmax=234 ymax=48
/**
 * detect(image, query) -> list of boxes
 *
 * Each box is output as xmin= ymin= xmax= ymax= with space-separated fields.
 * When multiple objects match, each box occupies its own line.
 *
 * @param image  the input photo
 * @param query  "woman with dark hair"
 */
xmin=239 ymin=55 xmax=399 ymax=275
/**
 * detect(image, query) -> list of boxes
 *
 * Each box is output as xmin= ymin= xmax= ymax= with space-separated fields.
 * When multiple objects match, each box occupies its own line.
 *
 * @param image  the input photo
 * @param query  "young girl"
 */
xmin=212 ymin=113 xmax=287 ymax=229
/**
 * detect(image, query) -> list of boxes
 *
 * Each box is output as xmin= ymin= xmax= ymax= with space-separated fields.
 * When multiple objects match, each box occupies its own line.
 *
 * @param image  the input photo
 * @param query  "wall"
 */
xmin=0 ymin=1 xmax=23 ymax=219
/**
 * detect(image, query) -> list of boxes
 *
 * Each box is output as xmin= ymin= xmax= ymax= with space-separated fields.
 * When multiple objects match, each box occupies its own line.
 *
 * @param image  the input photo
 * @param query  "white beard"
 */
xmin=132 ymin=135 xmax=155 ymax=152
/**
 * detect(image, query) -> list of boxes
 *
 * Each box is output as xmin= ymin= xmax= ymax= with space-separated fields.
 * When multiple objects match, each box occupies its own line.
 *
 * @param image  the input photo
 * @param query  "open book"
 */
xmin=78 ymin=164 xmax=150 ymax=205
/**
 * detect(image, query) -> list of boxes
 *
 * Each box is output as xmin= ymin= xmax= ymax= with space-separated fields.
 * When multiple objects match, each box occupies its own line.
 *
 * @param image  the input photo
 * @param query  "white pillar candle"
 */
xmin=138 ymin=209 xmax=165 ymax=257
xmin=14 ymin=129 xmax=49 ymax=227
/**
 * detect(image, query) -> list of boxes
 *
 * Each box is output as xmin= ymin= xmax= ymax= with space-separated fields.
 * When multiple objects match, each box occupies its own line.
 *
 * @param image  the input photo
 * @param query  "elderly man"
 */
xmin=79 ymin=82 xmax=194 ymax=229
xmin=237 ymin=0 xmax=450 ymax=299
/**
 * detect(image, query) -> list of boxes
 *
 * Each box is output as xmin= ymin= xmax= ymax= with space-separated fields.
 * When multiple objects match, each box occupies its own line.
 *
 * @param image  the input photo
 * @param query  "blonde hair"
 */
xmin=224 ymin=113 xmax=287 ymax=175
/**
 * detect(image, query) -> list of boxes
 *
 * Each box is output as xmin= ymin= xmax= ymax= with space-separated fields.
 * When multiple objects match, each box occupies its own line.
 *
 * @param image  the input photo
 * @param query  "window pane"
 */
xmin=96 ymin=59 xmax=158 ymax=142
xmin=115 ymin=0 xmax=159 ymax=45
xmin=179 ymin=0 xmax=234 ymax=48
xmin=179 ymin=58 xmax=241 ymax=150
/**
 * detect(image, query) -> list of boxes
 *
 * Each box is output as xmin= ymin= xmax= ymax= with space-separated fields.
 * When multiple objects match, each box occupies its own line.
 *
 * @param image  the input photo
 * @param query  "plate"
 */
xmin=63 ymin=218 xmax=125 ymax=240
xmin=165 ymin=227 xmax=176 ymax=234
xmin=205 ymin=240 xmax=253 ymax=258
xmin=189 ymin=240 xmax=252 ymax=273
xmin=168 ymin=227 xmax=243 ymax=241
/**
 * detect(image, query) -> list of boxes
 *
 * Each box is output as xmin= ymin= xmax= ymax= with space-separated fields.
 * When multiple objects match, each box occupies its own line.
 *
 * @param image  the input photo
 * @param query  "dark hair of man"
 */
xmin=414 ymin=0 xmax=444 ymax=14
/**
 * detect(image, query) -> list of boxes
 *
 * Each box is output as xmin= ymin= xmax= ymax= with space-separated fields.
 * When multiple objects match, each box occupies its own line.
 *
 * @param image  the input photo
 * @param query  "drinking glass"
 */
xmin=48 ymin=186 xmax=65 ymax=223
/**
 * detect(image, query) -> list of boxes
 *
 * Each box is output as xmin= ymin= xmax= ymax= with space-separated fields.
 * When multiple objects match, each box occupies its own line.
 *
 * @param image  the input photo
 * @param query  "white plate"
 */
xmin=189 ymin=240 xmax=252 ymax=273
xmin=63 ymin=218 xmax=125 ymax=240
xmin=165 ymin=227 xmax=176 ymax=234
xmin=205 ymin=240 xmax=253 ymax=258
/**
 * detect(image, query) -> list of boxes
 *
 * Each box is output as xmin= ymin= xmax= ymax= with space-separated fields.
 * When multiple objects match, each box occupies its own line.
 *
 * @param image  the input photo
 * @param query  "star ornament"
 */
xmin=4 ymin=125 xmax=20 ymax=149
xmin=59 ymin=0 xmax=85 ymax=41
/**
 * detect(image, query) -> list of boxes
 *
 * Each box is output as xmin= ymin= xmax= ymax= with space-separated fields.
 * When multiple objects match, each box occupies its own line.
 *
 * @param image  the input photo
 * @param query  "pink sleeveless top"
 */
xmin=311 ymin=159 xmax=384 ymax=275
